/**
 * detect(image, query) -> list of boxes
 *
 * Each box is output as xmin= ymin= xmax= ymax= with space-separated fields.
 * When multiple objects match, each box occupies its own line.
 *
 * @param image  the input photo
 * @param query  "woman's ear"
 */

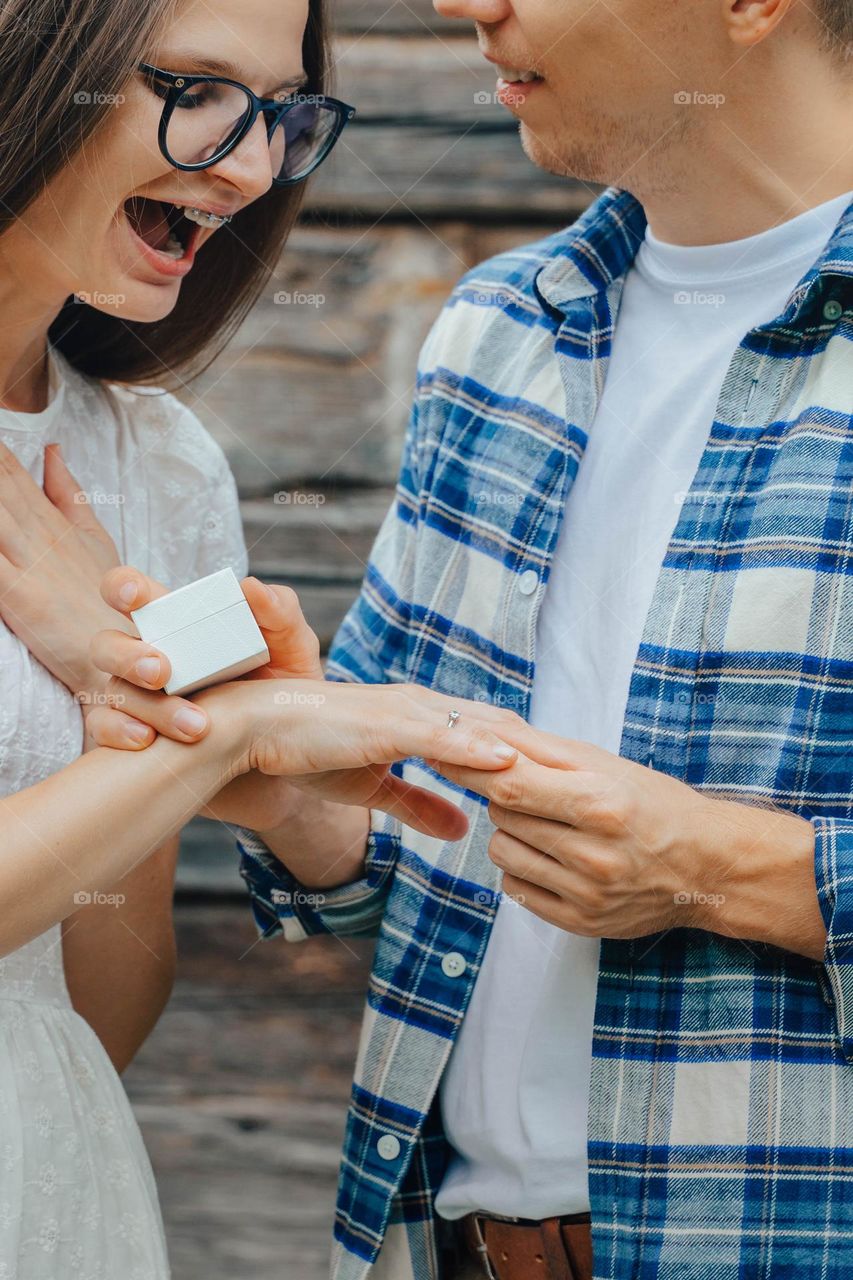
xmin=724 ymin=0 xmax=796 ymax=48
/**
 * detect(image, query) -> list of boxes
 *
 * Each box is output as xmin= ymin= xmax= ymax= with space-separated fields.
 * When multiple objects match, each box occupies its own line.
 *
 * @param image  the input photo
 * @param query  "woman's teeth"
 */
xmin=496 ymin=65 xmax=540 ymax=83
xmin=180 ymin=206 xmax=232 ymax=228
xmin=161 ymin=234 xmax=185 ymax=260
xmin=152 ymin=205 xmax=234 ymax=259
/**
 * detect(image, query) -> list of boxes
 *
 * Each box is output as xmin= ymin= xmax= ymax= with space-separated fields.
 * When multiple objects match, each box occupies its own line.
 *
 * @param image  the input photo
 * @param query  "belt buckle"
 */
xmin=471 ymin=1215 xmax=499 ymax=1280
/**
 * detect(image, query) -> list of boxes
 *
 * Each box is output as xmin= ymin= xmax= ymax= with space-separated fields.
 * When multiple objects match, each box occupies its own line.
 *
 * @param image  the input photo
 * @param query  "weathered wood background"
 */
xmin=125 ymin=3 xmax=595 ymax=1274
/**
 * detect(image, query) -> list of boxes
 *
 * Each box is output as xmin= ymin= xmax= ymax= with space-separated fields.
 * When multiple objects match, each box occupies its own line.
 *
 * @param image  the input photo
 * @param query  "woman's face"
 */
xmin=6 ymin=0 xmax=309 ymax=325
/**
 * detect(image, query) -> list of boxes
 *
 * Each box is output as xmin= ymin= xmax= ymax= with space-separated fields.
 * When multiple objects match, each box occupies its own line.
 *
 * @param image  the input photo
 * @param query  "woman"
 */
xmin=0 ymin=0 xmax=527 ymax=1274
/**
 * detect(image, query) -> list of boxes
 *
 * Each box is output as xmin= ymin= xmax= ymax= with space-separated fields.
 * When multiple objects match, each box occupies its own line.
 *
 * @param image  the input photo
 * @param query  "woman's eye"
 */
xmin=147 ymin=77 xmax=171 ymax=102
xmin=175 ymin=85 xmax=213 ymax=111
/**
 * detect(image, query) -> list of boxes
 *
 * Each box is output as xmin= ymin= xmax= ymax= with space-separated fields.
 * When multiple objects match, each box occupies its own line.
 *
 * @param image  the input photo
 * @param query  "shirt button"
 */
xmin=441 ymin=951 xmax=467 ymax=978
xmin=377 ymin=1134 xmax=401 ymax=1161
xmin=518 ymin=569 xmax=539 ymax=596
xmin=823 ymin=298 xmax=843 ymax=323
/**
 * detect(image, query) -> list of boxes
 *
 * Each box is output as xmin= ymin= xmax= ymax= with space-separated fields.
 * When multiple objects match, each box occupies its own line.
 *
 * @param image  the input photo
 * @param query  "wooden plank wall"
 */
xmin=176 ymin=0 xmax=596 ymax=883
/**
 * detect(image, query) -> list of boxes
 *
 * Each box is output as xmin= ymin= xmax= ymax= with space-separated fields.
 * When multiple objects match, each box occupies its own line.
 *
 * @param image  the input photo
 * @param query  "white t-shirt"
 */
xmin=436 ymin=190 xmax=852 ymax=1223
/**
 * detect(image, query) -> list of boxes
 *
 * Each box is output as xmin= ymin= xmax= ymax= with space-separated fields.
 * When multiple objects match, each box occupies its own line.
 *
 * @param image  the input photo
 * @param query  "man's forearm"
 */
xmin=256 ymin=795 xmax=370 ymax=890
xmin=695 ymin=796 xmax=825 ymax=961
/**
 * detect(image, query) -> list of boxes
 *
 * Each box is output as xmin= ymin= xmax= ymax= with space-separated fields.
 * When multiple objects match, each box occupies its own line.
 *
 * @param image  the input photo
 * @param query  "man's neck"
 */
xmin=636 ymin=53 xmax=852 ymax=246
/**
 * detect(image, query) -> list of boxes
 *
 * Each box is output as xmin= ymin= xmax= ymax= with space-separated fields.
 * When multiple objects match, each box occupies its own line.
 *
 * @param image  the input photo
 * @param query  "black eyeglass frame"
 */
xmin=138 ymin=62 xmax=355 ymax=187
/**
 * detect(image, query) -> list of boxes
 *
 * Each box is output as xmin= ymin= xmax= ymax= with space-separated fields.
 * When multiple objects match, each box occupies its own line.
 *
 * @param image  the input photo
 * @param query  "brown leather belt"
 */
xmin=458 ymin=1211 xmax=593 ymax=1280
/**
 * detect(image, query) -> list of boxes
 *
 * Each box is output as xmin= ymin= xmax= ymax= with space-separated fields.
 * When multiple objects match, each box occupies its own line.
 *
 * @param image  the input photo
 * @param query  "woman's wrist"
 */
xmin=192 ymin=678 xmax=271 ymax=779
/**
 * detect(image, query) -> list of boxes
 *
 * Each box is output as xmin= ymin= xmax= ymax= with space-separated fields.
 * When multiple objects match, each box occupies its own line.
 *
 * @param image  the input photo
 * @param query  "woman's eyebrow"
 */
xmin=155 ymin=52 xmax=308 ymax=92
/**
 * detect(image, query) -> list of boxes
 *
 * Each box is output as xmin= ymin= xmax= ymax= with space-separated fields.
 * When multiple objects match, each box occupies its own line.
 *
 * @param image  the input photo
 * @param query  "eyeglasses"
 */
xmin=138 ymin=63 xmax=355 ymax=187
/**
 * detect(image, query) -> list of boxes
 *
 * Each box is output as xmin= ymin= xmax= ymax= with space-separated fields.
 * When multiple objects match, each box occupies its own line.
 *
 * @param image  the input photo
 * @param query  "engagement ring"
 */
xmin=447 ymin=710 xmax=461 ymax=729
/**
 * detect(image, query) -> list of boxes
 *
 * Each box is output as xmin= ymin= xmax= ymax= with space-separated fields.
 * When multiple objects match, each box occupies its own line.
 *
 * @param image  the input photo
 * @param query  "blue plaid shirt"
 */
xmin=238 ymin=187 xmax=853 ymax=1279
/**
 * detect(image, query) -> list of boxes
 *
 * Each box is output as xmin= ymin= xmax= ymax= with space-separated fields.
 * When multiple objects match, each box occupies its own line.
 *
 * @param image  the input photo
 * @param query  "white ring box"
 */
xmin=131 ymin=568 xmax=270 ymax=697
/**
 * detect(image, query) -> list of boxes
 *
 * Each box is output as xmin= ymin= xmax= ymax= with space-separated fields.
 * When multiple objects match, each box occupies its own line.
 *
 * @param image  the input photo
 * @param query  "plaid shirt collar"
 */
xmin=536 ymin=186 xmax=853 ymax=316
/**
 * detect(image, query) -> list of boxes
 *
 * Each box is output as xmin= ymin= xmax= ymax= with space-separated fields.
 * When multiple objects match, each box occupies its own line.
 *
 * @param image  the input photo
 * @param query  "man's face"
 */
xmin=456 ymin=0 xmax=734 ymax=193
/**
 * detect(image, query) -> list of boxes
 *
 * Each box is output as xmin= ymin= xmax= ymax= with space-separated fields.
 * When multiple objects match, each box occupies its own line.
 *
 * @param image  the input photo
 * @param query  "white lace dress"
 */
xmin=0 ymin=347 xmax=247 ymax=1278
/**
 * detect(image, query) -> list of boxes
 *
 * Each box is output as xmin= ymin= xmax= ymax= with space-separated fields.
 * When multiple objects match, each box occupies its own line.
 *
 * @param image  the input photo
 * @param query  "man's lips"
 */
xmin=481 ymin=51 xmax=543 ymax=85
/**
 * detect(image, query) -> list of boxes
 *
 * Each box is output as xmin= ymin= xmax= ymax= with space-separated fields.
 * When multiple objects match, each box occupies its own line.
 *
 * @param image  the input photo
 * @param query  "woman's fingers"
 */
xmin=395 ymin=718 xmax=517 ymax=771
xmin=100 ymin=565 xmax=169 ymax=617
xmin=85 ymin=705 xmax=157 ymax=750
xmin=371 ymin=772 xmax=469 ymax=841
xmin=89 ymin=629 xmax=172 ymax=689
xmin=322 ymin=688 xmax=518 ymax=773
xmin=239 ymin=577 xmax=322 ymax=677
xmin=405 ymin=688 xmax=570 ymax=768
xmin=0 ymin=439 xmax=41 ymax=523
xmin=88 ymin=680 xmax=209 ymax=745
xmin=42 ymin=443 xmax=98 ymax=530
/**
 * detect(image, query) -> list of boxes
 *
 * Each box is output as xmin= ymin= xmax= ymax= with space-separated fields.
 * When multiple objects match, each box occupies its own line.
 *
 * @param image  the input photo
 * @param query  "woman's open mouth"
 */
xmin=122 ymin=197 xmax=215 ymax=277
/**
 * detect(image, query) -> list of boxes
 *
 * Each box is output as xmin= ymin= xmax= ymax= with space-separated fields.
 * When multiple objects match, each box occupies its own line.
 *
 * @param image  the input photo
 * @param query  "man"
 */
xmin=238 ymin=0 xmax=853 ymax=1275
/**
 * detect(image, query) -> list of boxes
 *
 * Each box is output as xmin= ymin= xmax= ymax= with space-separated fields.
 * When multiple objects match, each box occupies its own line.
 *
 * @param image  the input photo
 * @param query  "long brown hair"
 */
xmin=0 ymin=0 xmax=327 ymax=386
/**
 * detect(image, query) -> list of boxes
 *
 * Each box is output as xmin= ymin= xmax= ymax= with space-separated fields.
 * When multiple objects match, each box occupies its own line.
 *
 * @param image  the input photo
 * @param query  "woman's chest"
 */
xmin=0 ymin=629 xmax=83 ymax=795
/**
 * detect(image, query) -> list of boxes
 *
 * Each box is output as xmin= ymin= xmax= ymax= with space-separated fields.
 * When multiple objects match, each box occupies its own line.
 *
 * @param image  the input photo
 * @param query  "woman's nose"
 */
xmin=206 ymin=115 xmax=275 ymax=201
xmin=432 ymin=0 xmax=512 ymax=19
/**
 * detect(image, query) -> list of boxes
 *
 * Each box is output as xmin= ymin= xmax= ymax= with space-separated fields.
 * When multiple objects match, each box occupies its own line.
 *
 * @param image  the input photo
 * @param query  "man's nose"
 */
xmin=432 ymin=0 xmax=511 ymax=21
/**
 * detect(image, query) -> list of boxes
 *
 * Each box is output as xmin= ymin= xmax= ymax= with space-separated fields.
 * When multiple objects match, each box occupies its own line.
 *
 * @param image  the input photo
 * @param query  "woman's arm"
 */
xmin=62 ymin=836 xmax=181 ymax=1072
xmin=0 ymin=674 xmax=521 ymax=960
xmin=0 ymin=715 xmax=241 ymax=962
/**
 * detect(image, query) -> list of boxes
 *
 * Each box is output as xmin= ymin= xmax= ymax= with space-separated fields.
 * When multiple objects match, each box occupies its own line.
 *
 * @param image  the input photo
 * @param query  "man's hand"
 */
xmin=433 ymin=729 xmax=826 ymax=960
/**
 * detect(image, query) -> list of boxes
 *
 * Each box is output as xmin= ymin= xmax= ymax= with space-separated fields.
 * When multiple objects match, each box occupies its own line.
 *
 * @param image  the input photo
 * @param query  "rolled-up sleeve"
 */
xmin=237 ymin=809 xmax=400 ymax=941
xmin=813 ymin=816 xmax=853 ymax=1061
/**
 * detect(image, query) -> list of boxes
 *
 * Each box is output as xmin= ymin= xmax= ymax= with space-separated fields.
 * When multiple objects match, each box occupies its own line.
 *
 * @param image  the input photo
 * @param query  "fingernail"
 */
xmin=264 ymin=583 xmax=278 ymax=604
xmin=119 ymin=581 xmax=138 ymax=606
xmin=173 ymin=707 xmax=207 ymax=737
xmin=125 ymin=721 xmax=151 ymax=744
xmin=135 ymin=656 xmax=161 ymax=684
xmin=493 ymin=744 xmax=517 ymax=760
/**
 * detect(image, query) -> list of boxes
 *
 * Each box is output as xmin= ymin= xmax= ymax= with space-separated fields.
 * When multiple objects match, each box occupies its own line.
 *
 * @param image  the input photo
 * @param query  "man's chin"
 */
xmin=518 ymin=123 xmax=593 ymax=184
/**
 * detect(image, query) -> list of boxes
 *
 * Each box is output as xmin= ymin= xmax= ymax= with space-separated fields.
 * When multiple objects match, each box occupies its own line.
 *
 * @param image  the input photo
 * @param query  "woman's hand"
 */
xmin=88 ymin=565 xmax=324 ymax=747
xmin=88 ymin=566 xmax=538 ymax=840
xmin=196 ymin=675 xmax=520 ymax=840
xmin=0 ymin=441 xmax=127 ymax=704
xmin=89 ymin=565 xmax=338 ymax=831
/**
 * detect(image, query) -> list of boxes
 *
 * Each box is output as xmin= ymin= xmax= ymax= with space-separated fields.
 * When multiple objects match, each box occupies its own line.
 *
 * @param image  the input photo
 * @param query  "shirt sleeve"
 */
xmin=812 ymin=816 xmax=853 ymax=1062
xmin=234 ymin=362 xmax=435 ymax=942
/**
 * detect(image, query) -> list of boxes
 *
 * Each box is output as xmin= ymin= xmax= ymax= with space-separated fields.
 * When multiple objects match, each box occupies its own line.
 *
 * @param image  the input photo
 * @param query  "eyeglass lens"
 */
xmin=165 ymin=80 xmax=339 ymax=181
